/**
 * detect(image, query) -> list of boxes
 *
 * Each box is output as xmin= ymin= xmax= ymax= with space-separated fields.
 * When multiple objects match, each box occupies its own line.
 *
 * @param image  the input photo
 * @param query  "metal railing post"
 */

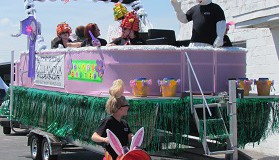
xmin=185 ymin=52 xmax=212 ymax=116
xmin=228 ymin=79 xmax=238 ymax=160
xmin=187 ymin=55 xmax=193 ymax=113
xmin=9 ymin=51 xmax=15 ymax=129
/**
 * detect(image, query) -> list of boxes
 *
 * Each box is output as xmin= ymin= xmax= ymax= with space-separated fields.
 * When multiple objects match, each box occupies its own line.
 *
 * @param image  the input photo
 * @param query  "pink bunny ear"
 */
xmin=130 ymin=127 xmax=144 ymax=150
xmin=106 ymin=129 xmax=123 ymax=156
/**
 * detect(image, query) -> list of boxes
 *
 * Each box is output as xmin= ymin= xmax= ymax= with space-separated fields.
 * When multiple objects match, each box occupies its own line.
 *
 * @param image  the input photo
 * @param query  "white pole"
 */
xmin=9 ymin=51 xmax=15 ymax=129
xmin=187 ymin=53 xmax=193 ymax=113
xmin=228 ymin=79 xmax=238 ymax=160
xmin=185 ymin=52 xmax=212 ymax=116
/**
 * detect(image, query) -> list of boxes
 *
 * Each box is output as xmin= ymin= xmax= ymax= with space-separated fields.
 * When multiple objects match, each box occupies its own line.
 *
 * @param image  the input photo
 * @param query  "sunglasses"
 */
xmin=121 ymin=105 xmax=130 ymax=108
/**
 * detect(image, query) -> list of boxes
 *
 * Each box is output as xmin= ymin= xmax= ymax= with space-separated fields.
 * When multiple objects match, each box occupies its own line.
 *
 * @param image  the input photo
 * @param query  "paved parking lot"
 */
xmin=2 ymin=125 xmax=279 ymax=160
xmin=0 ymin=126 xmax=103 ymax=160
xmin=242 ymin=134 xmax=279 ymax=160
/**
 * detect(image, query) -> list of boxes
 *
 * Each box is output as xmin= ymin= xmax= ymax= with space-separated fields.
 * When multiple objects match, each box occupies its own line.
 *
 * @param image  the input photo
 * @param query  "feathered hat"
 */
xmin=56 ymin=22 xmax=72 ymax=36
xmin=120 ymin=11 xmax=140 ymax=32
xmin=113 ymin=2 xmax=128 ymax=21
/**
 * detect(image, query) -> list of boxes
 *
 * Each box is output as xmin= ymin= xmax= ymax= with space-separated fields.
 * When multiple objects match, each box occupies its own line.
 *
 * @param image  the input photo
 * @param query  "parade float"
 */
xmin=1 ymin=0 xmax=279 ymax=160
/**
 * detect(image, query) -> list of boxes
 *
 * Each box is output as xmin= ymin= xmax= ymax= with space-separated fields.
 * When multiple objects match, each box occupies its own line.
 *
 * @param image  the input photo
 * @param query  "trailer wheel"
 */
xmin=3 ymin=127 xmax=11 ymax=134
xmin=30 ymin=135 xmax=42 ymax=160
xmin=41 ymin=138 xmax=58 ymax=160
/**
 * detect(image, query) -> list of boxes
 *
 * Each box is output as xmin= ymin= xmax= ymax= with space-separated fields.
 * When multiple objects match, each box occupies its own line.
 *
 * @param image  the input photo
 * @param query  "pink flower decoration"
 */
xmin=26 ymin=25 xmax=33 ymax=35
xmin=130 ymin=80 xmax=136 ymax=87
xmin=244 ymin=80 xmax=253 ymax=85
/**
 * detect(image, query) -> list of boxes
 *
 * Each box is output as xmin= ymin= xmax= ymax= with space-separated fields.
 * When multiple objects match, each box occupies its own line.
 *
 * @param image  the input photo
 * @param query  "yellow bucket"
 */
xmin=158 ymin=78 xmax=180 ymax=97
xmin=130 ymin=78 xmax=152 ymax=97
xmin=237 ymin=78 xmax=253 ymax=96
xmin=255 ymin=79 xmax=273 ymax=96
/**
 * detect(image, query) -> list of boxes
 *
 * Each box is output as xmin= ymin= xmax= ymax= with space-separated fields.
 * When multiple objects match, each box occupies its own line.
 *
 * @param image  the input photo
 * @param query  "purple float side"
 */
xmin=14 ymin=46 xmax=247 ymax=96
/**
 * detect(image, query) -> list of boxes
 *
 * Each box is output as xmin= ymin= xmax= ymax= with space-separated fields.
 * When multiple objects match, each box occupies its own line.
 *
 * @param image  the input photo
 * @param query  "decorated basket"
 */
xmin=254 ymin=78 xmax=274 ymax=96
xmin=237 ymin=78 xmax=253 ymax=96
xmin=130 ymin=78 xmax=152 ymax=97
xmin=158 ymin=78 xmax=180 ymax=97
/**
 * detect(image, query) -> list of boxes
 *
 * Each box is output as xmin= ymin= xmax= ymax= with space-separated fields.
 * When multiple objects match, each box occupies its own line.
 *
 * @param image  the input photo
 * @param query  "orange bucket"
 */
xmin=237 ymin=78 xmax=253 ymax=96
xmin=158 ymin=78 xmax=180 ymax=97
xmin=255 ymin=78 xmax=273 ymax=96
xmin=130 ymin=78 xmax=152 ymax=97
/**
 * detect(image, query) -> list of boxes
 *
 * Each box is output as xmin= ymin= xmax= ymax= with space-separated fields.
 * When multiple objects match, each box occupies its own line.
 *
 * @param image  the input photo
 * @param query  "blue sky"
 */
xmin=0 ymin=0 xmax=180 ymax=62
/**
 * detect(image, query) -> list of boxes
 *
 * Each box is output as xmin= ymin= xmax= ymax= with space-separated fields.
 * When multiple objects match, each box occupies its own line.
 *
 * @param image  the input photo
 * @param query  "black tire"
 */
xmin=3 ymin=127 xmax=11 ymax=135
xmin=30 ymin=135 xmax=42 ymax=160
xmin=41 ymin=138 xmax=58 ymax=160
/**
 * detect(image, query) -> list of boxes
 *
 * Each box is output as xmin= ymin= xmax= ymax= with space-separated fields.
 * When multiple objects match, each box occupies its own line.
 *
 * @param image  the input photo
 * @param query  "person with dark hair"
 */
xmin=108 ymin=11 xmax=146 ymax=46
xmin=74 ymin=25 xmax=85 ymax=42
xmin=81 ymin=23 xmax=107 ymax=47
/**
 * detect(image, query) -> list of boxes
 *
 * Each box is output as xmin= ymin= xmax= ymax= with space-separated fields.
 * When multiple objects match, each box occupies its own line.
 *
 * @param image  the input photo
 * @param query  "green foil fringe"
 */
xmin=11 ymin=86 xmax=190 ymax=154
xmin=199 ymin=118 xmax=229 ymax=140
xmin=0 ymin=100 xmax=10 ymax=117
xmin=188 ymin=97 xmax=279 ymax=148
xmin=8 ymin=86 xmax=279 ymax=153
xmin=236 ymin=98 xmax=279 ymax=147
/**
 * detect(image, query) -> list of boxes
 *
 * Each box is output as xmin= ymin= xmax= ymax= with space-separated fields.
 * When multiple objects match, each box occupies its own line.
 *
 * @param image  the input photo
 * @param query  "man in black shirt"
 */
xmin=171 ymin=0 xmax=226 ymax=47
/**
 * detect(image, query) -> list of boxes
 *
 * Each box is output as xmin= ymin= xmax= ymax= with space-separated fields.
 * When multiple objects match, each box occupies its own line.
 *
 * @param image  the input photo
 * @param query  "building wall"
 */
xmin=178 ymin=0 xmax=279 ymax=95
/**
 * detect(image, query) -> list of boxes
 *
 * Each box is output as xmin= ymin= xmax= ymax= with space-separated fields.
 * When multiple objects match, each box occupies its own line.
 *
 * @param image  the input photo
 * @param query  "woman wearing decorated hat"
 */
xmin=51 ymin=22 xmax=72 ymax=48
xmin=108 ymin=11 xmax=146 ymax=46
xmin=106 ymin=2 xmax=129 ymax=43
xmin=52 ymin=22 xmax=81 ymax=49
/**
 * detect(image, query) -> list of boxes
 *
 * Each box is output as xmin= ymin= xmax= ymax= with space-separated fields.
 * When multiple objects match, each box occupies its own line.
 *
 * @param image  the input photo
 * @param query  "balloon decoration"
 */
xmin=34 ymin=0 xmax=137 ymax=4
xmin=97 ymin=0 xmax=137 ymax=4
xmin=12 ymin=0 xmax=47 ymax=78
xmin=20 ymin=16 xmax=38 ymax=78
xmin=129 ymin=0 xmax=153 ymax=32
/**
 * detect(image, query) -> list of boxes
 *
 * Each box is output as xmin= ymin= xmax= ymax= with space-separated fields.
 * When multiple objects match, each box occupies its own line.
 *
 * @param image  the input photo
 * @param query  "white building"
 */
xmin=179 ymin=0 xmax=279 ymax=95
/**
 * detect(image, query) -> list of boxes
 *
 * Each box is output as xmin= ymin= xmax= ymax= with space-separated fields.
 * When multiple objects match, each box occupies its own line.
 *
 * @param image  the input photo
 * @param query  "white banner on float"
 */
xmin=34 ymin=54 xmax=65 ymax=88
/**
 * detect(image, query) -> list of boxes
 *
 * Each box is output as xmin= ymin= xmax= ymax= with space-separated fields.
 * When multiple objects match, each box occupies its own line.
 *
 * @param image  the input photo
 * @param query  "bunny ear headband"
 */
xmin=106 ymin=127 xmax=144 ymax=157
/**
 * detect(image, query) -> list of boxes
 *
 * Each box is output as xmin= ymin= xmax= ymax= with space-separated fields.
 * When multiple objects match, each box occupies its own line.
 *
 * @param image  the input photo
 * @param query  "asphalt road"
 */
xmin=0 ymin=126 xmax=200 ymax=160
xmin=1 ymin=125 xmax=246 ymax=160
xmin=0 ymin=126 xmax=103 ymax=160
